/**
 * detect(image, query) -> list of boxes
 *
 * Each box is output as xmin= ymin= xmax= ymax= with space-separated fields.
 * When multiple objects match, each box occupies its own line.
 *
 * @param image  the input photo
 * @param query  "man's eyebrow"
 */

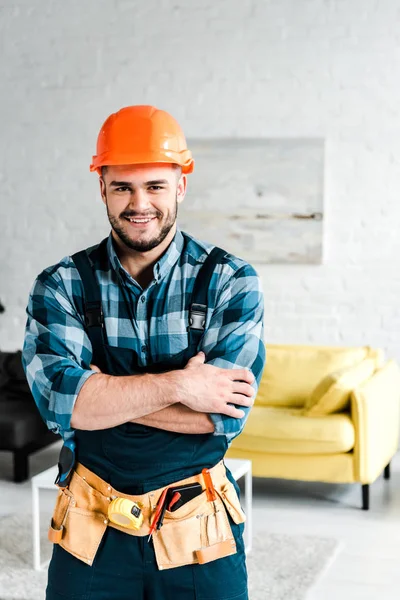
xmin=145 ymin=179 xmax=169 ymax=185
xmin=108 ymin=179 xmax=170 ymax=187
xmin=109 ymin=180 xmax=133 ymax=187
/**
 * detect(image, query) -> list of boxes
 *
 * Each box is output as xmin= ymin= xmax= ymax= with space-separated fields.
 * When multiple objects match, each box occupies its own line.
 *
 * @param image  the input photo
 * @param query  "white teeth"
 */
xmin=128 ymin=218 xmax=153 ymax=223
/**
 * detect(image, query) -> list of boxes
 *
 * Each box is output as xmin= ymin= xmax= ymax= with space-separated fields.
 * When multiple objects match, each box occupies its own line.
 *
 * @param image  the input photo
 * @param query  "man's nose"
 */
xmin=128 ymin=188 xmax=151 ymax=212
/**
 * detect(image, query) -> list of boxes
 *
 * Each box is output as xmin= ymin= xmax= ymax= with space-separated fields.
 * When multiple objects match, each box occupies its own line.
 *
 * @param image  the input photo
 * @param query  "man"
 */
xmin=23 ymin=105 xmax=265 ymax=600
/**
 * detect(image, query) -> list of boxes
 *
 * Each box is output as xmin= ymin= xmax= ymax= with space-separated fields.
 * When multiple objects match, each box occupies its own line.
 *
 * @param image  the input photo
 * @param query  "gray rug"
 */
xmin=0 ymin=514 xmax=339 ymax=599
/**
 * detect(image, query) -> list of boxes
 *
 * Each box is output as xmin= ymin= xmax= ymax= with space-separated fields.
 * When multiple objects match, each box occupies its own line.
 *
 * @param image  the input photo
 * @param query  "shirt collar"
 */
xmin=106 ymin=228 xmax=184 ymax=283
xmin=106 ymin=234 xmax=124 ymax=275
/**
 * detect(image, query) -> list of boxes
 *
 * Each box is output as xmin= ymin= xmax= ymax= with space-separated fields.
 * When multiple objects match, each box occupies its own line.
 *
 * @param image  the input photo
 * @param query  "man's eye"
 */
xmin=148 ymin=186 xmax=163 ymax=191
xmin=115 ymin=187 xmax=130 ymax=192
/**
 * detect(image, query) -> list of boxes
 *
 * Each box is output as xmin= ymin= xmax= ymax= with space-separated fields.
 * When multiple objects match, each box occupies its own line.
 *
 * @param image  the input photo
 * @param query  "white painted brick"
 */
xmin=0 ymin=0 xmax=400 ymax=364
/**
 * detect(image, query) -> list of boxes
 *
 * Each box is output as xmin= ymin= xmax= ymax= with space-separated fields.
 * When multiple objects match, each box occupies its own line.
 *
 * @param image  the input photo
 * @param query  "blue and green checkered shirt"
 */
xmin=22 ymin=229 xmax=265 ymax=443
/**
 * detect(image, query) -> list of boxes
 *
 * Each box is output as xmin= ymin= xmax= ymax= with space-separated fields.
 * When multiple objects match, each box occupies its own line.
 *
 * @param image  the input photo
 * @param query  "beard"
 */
xmin=107 ymin=196 xmax=178 ymax=252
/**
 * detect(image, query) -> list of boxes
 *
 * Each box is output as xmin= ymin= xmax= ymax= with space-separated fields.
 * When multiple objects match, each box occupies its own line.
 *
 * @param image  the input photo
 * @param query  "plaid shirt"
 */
xmin=22 ymin=229 xmax=265 ymax=443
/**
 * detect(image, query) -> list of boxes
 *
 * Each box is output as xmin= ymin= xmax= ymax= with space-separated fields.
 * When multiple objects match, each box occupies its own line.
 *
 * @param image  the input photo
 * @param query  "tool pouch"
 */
xmin=47 ymin=462 xmax=246 ymax=571
xmin=48 ymin=488 xmax=72 ymax=544
xmin=152 ymin=477 xmax=246 ymax=570
xmin=48 ymin=471 xmax=108 ymax=566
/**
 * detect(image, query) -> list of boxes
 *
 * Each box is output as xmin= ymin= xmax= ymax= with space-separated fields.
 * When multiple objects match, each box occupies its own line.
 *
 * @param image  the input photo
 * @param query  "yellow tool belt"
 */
xmin=48 ymin=461 xmax=246 ymax=570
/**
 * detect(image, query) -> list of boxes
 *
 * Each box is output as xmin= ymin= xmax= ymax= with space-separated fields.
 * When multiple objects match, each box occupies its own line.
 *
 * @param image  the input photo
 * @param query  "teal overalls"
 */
xmin=46 ymin=239 xmax=248 ymax=600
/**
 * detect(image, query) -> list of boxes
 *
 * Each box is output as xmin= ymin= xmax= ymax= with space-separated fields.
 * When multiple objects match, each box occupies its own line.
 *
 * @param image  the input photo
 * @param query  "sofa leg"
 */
xmin=384 ymin=462 xmax=391 ymax=480
xmin=13 ymin=450 xmax=29 ymax=483
xmin=362 ymin=484 xmax=369 ymax=510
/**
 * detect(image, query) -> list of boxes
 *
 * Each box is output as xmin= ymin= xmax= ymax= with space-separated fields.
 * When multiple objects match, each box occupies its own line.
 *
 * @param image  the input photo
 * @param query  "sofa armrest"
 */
xmin=351 ymin=360 xmax=400 ymax=484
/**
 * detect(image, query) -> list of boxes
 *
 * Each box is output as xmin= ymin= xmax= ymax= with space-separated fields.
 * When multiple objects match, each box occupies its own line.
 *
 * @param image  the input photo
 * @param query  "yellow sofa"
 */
xmin=227 ymin=344 xmax=400 ymax=509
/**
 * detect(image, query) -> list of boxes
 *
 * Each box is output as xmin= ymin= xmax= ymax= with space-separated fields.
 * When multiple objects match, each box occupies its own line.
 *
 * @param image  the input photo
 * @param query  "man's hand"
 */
xmin=87 ymin=353 xmax=255 ymax=429
xmin=175 ymin=352 xmax=255 ymax=419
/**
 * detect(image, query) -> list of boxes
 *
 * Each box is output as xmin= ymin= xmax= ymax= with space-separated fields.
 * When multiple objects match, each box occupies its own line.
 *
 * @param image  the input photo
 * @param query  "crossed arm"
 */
xmin=87 ymin=357 xmax=215 ymax=434
xmin=133 ymin=399 xmax=215 ymax=434
xmin=23 ymin=263 xmax=264 ymax=443
xmin=129 ymin=266 xmax=265 ymax=438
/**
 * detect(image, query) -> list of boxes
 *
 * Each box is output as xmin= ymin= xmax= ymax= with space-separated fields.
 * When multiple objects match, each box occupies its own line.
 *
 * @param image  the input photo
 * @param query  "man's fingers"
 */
xmin=221 ymin=405 xmax=246 ymax=419
xmin=230 ymin=393 xmax=254 ymax=408
xmin=232 ymin=382 xmax=254 ymax=397
xmin=90 ymin=364 xmax=101 ymax=373
xmin=186 ymin=351 xmax=206 ymax=367
xmin=218 ymin=394 xmax=254 ymax=417
xmin=229 ymin=368 xmax=255 ymax=384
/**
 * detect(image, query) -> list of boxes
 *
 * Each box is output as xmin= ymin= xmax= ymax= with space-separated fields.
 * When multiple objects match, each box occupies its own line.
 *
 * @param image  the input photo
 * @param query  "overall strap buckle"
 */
xmin=85 ymin=301 xmax=104 ymax=328
xmin=188 ymin=303 xmax=207 ymax=331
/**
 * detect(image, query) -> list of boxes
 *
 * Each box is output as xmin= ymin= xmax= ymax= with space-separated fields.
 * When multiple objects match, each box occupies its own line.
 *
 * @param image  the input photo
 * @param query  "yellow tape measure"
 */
xmin=108 ymin=497 xmax=143 ymax=530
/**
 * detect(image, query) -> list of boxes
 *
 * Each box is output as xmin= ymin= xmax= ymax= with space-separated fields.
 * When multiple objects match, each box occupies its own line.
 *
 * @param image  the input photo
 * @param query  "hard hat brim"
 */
xmin=90 ymin=151 xmax=194 ymax=175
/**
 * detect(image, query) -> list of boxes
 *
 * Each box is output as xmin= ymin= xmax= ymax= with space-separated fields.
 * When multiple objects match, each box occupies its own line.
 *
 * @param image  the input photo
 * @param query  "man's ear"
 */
xmin=176 ymin=174 xmax=187 ymax=205
xmin=99 ymin=177 xmax=107 ymax=205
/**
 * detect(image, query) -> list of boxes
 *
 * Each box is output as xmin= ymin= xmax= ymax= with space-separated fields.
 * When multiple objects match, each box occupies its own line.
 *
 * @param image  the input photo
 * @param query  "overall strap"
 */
xmin=188 ymin=246 xmax=228 ymax=345
xmin=71 ymin=239 xmax=108 ymax=370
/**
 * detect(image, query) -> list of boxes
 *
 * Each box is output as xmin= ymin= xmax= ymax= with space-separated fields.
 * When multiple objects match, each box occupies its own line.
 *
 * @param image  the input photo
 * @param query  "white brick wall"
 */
xmin=1 ymin=0 xmax=400 ymax=361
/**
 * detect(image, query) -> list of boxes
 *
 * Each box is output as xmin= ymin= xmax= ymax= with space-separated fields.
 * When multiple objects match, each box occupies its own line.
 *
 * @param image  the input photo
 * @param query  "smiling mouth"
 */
xmin=124 ymin=216 xmax=157 ymax=225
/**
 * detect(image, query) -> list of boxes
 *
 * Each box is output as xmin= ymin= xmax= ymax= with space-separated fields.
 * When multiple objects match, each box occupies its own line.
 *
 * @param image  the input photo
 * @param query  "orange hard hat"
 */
xmin=90 ymin=105 xmax=194 ymax=175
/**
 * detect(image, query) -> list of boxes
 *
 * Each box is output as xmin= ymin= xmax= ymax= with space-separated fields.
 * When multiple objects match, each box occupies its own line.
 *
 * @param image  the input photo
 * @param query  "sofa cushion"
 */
xmin=256 ymin=344 xmax=370 ymax=408
xmin=234 ymin=406 xmax=355 ymax=455
xmin=304 ymin=358 xmax=376 ymax=416
xmin=0 ymin=397 xmax=49 ymax=450
xmin=0 ymin=350 xmax=31 ymax=396
xmin=366 ymin=348 xmax=385 ymax=369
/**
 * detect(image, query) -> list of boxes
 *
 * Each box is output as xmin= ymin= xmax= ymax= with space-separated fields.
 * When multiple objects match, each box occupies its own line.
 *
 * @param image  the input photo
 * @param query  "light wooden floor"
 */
xmin=1 ymin=442 xmax=399 ymax=599
xmin=252 ymin=459 xmax=400 ymax=600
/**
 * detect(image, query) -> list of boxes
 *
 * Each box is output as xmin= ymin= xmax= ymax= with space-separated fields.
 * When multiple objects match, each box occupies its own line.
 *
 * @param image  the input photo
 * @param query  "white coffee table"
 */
xmin=225 ymin=458 xmax=253 ymax=554
xmin=31 ymin=458 xmax=252 ymax=571
xmin=31 ymin=464 xmax=58 ymax=571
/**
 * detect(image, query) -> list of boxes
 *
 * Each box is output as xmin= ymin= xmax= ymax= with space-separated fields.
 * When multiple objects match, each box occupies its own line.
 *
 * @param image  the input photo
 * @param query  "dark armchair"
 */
xmin=0 ymin=344 xmax=60 ymax=482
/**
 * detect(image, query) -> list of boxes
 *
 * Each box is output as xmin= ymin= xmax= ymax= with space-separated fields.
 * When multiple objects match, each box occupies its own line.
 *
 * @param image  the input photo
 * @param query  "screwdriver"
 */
xmin=156 ymin=490 xmax=182 ymax=531
xmin=202 ymin=468 xmax=218 ymax=510
xmin=148 ymin=488 xmax=169 ymax=541
xmin=167 ymin=491 xmax=181 ymax=511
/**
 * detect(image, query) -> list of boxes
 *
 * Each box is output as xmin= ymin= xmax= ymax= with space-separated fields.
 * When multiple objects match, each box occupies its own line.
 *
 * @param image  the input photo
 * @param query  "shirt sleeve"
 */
xmin=199 ymin=263 xmax=266 ymax=444
xmin=22 ymin=269 xmax=96 ymax=440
